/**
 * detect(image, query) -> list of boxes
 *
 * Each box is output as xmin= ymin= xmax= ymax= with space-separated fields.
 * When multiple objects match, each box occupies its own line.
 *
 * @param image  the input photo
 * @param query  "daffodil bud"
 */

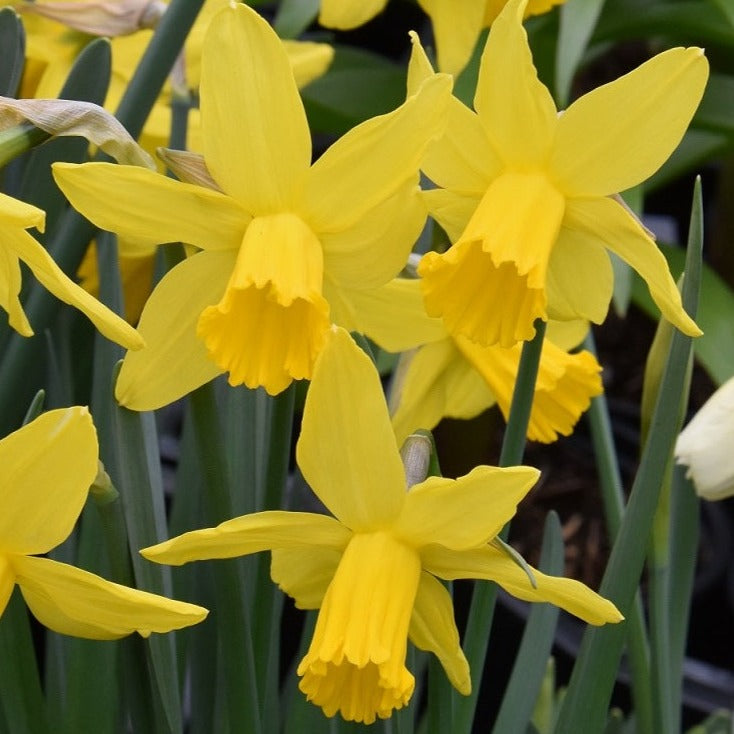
xmin=156 ymin=148 xmax=221 ymax=191
xmin=399 ymin=432 xmax=432 ymax=489
xmin=675 ymin=376 xmax=734 ymax=500
xmin=89 ymin=460 xmax=119 ymax=505
xmin=18 ymin=0 xmax=166 ymax=36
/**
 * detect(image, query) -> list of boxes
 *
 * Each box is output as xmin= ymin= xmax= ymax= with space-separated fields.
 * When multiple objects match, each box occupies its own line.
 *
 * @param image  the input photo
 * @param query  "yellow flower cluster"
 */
xmin=1 ymin=0 xmax=709 ymax=725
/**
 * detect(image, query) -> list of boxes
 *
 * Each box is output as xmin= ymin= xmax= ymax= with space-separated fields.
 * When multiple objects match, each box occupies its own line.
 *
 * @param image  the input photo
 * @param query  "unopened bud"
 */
xmin=675 ymin=376 xmax=734 ymax=500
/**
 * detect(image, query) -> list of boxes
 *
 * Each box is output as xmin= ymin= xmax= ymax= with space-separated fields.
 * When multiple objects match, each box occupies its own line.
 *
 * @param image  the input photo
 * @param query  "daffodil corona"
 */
xmin=54 ymin=3 xmax=450 ymax=408
xmin=142 ymin=327 xmax=622 ymax=724
xmin=412 ymin=0 xmax=708 ymax=348
xmin=0 ymin=407 xmax=207 ymax=638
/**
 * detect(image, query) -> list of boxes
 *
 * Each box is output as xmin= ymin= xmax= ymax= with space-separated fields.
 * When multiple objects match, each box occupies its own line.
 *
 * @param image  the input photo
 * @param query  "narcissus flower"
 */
xmin=0 ymin=191 xmax=142 ymax=349
xmin=0 ymin=407 xmax=207 ymax=638
xmin=54 ymin=2 xmax=450 ymax=407
xmin=417 ymin=0 xmax=565 ymax=75
xmin=413 ymin=0 xmax=708 ymax=348
xmin=335 ymin=278 xmax=601 ymax=444
xmin=675 ymin=376 xmax=734 ymax=500
xmin=141 ymin=327 xmax=622 ymax=724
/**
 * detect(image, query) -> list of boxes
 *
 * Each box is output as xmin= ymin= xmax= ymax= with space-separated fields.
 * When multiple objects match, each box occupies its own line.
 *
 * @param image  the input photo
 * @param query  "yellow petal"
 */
xmin=422 ymin=188 xmax=482 ymax=243
xmin=391 ymin=339 xmax=495 ymax=446
xmin=417 ymin=0 xmax=485 ymax=76
xmin=326 ymin=278 xmax=445 ymax=354
xmin=197 ymin=213 xmax=330 ymax=395
xmin=115 ymin=251 xmax=231 ymax=410
xmin=320 ymin=177 xmax=426 ymax=290
xmin=564 ymin=197 xmax=701 ymax=336
xmin=270 ymin=546 xmax=341 ymax=609
xmin=283 ymin=40 xmax=335 ymax=88
xmin=297 ymin=531 xmax=420 ymax=724
xmin=484 ymin=0 xmax=567 ymax=23
xmin=0 ymin=246 xmax=32 ymax=336
xmin=318 ymin=0 xmax=388 ymax=29
xmin=0 ymin=191 xmax=45 ymax=231
xmin=409 ymin=571 xmax=470 ymax=694
xmin=396 ymin=465 xmax=539 ymax=550
xmin=474 ymin=0 xmax=557 ymax=167
xmin=419 ymin=171 xmax=564 ymax=347
xmin=53 ymin=162 xmax=250 ymax=251
xmin=4 ymin=228 xmax=143 ymax=350
xmin=552 ymin=47 xmax=709 ymax=197
xmin=201 ymin=3 xmax=311 ymax=211
xmin=303 ymin=74 xmax=451 ymax=233
xmin=0 ymin=407 xmax=96 ymax=555
xmin=296 ymin=327 xmax=406 ymax=532
xmin=14 ymin=555 xmax=207 ymax=639
xmin=141 ymin=511 xmax=350 ymax=566
xmin=423 ymin=545 xmax=623 ymax=625
xmin=455 ymin=336 xmax=602 ymax=443
xmin=546 ymin=226 xmax=613 ymax=324
xmin=0 ymin=556 xmax=14 ymax=617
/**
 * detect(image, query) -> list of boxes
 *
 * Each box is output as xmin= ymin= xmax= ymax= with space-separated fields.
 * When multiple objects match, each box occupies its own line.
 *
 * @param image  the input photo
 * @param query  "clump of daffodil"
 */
xmin=141 ymin=327 xmax=622 ymax=724
xmin=324 ymin=277 xmax=602 ymax=444
xmin=0 ymin=191 xmax=142 ymax=349
xmin=0 ymin=406 xmax=207 ymax=638
xmin=412 ymin=0 xmax=708 ymax=349
xmin=54 ymin=2 xmax=450 ymax=408
xmin=417 ymin=0 xmax=566 ymax=75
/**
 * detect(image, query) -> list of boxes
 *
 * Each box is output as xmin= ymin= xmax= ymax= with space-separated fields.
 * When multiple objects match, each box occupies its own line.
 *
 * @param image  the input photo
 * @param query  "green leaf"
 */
xmin=632 ymin=244 xmax=734 ymax=386
xmin=492 ymin=512 xmax=564 ymax=734
xmin=686 ymin=709 xmax=732 ymax=733
xmin=273 ymin=0 xmax=319 ymax=38
xmin=302 ymin=47 xmax=404 ymax=135
xmin=552 ymin=179 xmax=704 ymax=734
xmin=709 ymin=0 xmax=734 ymax=26
xmin=0 ymin=8 xmax=24 ymax=97
xmin=0 ymin=590 xmax=48 ymax=734
xmin=555 ymin=0 xmax=606 ymax=107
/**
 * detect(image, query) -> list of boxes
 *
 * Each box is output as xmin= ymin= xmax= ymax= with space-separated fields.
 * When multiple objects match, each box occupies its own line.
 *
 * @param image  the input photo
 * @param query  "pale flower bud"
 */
xmin=675 ymin=376 xmax=734 ymax=500
xmin=18 ymin=0 xmax=167 ymax=36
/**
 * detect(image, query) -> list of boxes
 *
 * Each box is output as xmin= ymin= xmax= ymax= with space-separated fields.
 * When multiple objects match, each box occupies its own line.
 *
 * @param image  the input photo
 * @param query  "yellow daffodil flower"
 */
xmin=328 ymin=277 xmax=601 ymax=444
xmin=417 ymin=0 xmax=565 ymax=75
xmin=53 ymin=3 xmax=451 ymax=407
xmin=0 ymin=191 xmax=142 ymax=348
xmin=0 ymin=406 xmax=207 ymax=638
xmin=318 ymin=0 xmax=388 ymax=29
xmin=412 ymin=0 xmax=708 ymax=349
xmin=141 ymin=327 xmax=622 ymax=724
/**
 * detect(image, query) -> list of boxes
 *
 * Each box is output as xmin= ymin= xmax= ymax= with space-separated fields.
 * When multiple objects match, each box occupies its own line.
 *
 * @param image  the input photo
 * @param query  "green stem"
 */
xmin=453 ymin=320 xmax=547 ymax=734
xmin=253 ymin=385 xmax=296 ymax=730
xmin=0 ymin=124 xmax=50 ymax=169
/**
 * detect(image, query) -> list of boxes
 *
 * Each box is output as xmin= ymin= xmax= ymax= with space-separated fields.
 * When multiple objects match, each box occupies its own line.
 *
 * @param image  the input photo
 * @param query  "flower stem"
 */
xmin=453 ymin=319 xmax=547 ymax=734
